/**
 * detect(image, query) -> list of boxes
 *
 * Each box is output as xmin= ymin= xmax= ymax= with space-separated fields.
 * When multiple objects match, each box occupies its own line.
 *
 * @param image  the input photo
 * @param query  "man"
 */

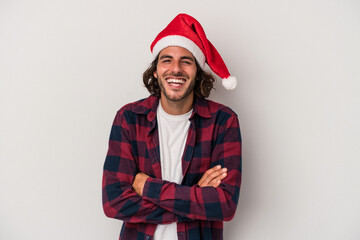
xmin=102 ymin=13 xmax=242 ymax=240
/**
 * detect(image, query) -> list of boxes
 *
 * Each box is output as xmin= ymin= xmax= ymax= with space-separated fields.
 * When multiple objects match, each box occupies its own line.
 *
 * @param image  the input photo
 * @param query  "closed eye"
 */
xmin=160 ymin=58 xmax=172 ymax=64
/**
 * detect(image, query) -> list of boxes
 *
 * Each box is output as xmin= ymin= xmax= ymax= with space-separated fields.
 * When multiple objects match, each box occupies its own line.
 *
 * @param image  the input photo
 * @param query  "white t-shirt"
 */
xmin=154 ymin=102 xmax=192 ymax=240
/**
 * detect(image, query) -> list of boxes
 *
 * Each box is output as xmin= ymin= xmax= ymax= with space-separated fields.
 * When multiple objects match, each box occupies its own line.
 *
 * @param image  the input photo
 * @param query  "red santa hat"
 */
xmin=150 ymin=13 xmax=237 ymax=90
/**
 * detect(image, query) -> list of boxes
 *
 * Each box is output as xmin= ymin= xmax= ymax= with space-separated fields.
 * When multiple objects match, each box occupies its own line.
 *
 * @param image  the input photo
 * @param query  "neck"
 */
xmin=160 ymin=94 xmax=194 ymax=115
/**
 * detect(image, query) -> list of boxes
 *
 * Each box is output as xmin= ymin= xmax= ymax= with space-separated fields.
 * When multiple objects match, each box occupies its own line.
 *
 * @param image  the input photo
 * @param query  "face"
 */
xmin=154 ymin=46 xmax=197 ymax=103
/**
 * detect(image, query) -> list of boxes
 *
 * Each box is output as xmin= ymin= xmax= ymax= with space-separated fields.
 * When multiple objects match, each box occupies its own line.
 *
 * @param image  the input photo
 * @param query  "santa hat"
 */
xmin=150 ymin=13 xmax=237 ymax=90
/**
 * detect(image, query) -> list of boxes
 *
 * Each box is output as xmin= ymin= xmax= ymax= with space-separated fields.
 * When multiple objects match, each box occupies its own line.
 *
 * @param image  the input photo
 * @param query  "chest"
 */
xmin=131 ymin=118 xmax=218 ymax=185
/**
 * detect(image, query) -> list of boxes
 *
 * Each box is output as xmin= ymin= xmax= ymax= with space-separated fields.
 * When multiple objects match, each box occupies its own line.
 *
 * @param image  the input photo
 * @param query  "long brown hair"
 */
xmin=143 ymin=56 xmax=216 ymax=98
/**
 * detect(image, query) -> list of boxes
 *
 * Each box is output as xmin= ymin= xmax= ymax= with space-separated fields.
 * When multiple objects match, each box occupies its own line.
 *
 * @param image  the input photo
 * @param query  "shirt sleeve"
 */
xmin=102 ymin=110 xmax=192 ymax=224
xmin=141 ymin=113 xmax=242 ymax=222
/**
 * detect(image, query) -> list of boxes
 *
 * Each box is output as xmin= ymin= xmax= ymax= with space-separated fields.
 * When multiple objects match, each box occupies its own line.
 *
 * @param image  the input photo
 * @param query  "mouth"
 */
xmin=165 ymin=77 xmax=186 ymax=87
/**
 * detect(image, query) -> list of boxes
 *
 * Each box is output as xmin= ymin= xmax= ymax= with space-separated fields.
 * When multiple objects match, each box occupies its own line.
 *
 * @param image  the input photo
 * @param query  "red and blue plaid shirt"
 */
xmin=102 ymin=95 xmax=242 ymax=240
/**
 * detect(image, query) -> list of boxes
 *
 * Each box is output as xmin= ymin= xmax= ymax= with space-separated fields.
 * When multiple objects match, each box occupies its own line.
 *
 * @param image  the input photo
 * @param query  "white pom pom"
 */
xmin=222 ymin=76 xmax=237 ymax=90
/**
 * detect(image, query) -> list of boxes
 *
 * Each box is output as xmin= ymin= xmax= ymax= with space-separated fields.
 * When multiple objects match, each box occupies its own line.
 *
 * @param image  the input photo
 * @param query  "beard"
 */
xmin=157 ymin=72 xmax=196 ymax=102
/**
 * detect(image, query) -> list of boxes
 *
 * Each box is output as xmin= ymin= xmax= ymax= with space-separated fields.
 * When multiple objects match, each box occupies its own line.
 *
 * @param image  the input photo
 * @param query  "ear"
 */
xmin=153 ymin=71 xmax=158 ymax=79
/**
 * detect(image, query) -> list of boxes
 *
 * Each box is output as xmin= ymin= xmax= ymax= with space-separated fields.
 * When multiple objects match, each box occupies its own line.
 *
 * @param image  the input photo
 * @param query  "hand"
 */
xmin=197 ymin=165 xmax=228 ymax=188
xmin=132 ymin=172 xmax=149 ymax=196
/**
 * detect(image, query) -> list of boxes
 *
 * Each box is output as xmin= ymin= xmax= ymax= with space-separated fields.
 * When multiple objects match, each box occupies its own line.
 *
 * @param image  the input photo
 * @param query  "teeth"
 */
xmin=166 ymin=78 xmax=185 ymax=84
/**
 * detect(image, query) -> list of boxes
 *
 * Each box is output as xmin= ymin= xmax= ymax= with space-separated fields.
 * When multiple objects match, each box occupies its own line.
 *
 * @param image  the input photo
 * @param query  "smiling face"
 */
xmin=154 ymin=46 xmax=197 ymax=105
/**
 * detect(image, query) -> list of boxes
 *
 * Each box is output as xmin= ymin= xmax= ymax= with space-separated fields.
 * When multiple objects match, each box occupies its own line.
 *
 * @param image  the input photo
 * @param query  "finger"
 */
xmin=204 ymin=168 xmax=227 ymax=184
xmin=198 ymin=165 xmax=221 ymax=186
xmin=208 ymin=171 xmax=227 ymax=187
xmin=199 ymin=166 xmax=222 ymax=186
xmin=212 ymin=179 xmax=222 ymax=188
xmin=199 ymin=167 xmax=227 ymax=187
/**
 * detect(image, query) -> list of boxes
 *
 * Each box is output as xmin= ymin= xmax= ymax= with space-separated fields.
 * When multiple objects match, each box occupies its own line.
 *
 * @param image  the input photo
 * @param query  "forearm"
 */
xmin=141 ymin=114 xmax=242 ymax=221
xmin=103 ymin=112 xmax=191 ymax=224
xmin=103 ymin=170 xmax=195 ymax=224
xmin=141 ymin=168 xmax=241 ymax=221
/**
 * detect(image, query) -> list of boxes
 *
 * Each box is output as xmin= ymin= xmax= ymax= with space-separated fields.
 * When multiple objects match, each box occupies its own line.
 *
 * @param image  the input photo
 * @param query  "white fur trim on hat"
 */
xmin=152 ymin=35 xmax=206 ymax=69
xmin=222 ymin=76 xmax=237 ymax=90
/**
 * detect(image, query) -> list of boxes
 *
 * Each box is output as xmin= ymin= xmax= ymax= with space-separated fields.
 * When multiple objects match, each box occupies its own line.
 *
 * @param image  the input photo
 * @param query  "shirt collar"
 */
xmin=131 ymin=95 xmax=211 ymax=121
xmin=132 ymin=95 xmax=159 ymax=122
xmin=191 ymin=95 xmax=211 ymax=119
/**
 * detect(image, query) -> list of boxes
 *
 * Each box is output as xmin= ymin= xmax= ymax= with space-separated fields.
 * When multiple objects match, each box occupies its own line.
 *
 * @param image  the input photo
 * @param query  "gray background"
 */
xmin=1 ymin=0 xmax=359 ymax=239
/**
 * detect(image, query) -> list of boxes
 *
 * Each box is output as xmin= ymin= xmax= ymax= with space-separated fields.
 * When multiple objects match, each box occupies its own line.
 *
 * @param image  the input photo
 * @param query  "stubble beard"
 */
xmin=157 ymin=73 xmax=196 ymax=102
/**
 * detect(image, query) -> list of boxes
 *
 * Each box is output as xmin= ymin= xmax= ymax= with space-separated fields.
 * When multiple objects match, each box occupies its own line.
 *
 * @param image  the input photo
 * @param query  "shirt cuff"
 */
xmin=142 ymin=177 xmax=164 ymax=205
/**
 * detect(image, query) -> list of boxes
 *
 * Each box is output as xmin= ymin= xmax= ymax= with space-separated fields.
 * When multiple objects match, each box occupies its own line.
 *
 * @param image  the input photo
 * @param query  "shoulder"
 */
xmin=113 ymin=95 xmax=158 ymax=125
xmin=116 ymin=95 xmax=158 ymax=114
xmin=111 ymin=97 xmax=145 ymax=125
xmin=203 ymin=99 xmax=241 ymax=139
xmin=199 ymin=99 xmax=240 ymax=132
xmin=116 ymin=98 xmax=147 ymax=114
xmin=203 ymin=98 xmax=238 ymax=121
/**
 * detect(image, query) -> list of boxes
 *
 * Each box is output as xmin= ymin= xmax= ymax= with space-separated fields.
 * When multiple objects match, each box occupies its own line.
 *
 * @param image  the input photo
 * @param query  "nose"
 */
xmin=171 ymin=60 xmax=182 ymax=74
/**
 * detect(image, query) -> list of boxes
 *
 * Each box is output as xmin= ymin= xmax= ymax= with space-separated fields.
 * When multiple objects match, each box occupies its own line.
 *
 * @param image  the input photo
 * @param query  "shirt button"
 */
xmin=180 ymin=232 xmax=184 ymax=236
xmin=145 ymin=236 xmax=150 ymax=240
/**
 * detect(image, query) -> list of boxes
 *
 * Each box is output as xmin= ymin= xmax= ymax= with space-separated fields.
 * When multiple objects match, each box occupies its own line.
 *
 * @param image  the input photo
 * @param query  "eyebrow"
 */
xmin=159 ymin=55 xmax=195 ymax=62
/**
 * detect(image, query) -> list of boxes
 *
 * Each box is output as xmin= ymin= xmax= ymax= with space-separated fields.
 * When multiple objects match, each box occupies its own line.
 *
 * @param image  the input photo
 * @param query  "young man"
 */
xmin=102 ymin=14 xmax=242 ymax=240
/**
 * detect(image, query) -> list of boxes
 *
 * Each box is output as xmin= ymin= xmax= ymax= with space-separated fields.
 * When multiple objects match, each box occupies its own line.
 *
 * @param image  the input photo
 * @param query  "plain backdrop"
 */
xmin=1 ymin=0 xmax=359 ymax=239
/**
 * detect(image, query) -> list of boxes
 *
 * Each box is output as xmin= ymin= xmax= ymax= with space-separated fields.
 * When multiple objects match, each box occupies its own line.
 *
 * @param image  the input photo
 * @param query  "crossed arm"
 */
xmin=103 ymin=110 xmax=241 ymax=223
xmin=103 ymin=162 xmax=231 ymax=224
xmin=133 ymin=165 xmax=228 ymax=196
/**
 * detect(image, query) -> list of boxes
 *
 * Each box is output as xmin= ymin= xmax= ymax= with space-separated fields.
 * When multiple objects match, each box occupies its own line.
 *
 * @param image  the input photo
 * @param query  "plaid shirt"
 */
xmin=102 ymin=95 xmax=242 ymax=240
